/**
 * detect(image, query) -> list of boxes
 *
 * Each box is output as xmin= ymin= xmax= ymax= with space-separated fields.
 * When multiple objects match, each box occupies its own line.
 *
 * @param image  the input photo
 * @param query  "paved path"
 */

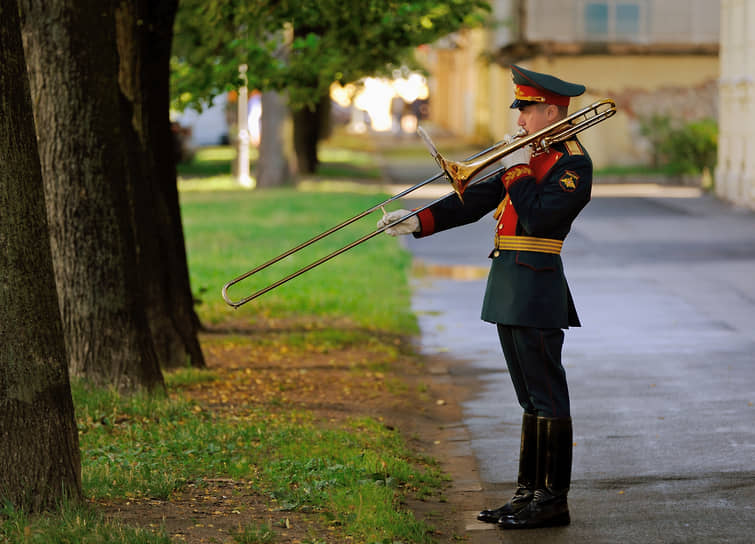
xmin=378 ymin=141 xmax=755 ymax=543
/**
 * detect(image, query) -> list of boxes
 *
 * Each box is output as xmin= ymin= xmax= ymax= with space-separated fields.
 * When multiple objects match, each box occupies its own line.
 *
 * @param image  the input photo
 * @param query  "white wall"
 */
xmin=173 ymin=94 xmax=229 ymax=147
xmin=716 ymin=0 xmax=755 ymax=209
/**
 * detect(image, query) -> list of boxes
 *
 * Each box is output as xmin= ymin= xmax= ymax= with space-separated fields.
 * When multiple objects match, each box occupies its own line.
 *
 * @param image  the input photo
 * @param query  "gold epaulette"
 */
xmin=564 ymin=140 xmax=583 ymax=156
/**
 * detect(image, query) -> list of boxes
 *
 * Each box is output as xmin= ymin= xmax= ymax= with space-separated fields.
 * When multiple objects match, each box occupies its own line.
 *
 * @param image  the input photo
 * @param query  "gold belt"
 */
xmin=494 ymin=235 xmax=563 ymax=255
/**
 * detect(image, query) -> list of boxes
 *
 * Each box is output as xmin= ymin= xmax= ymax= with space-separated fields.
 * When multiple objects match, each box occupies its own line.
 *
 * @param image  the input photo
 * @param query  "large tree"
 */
xmin=19 ymin=0 xmax=164 ymax=390
xmin=115 ymin=0 xmax=206 ymax=369
xmin=0 ymin=0 xmax=81 ymax=510
xmin=172 ymin=0 xmax=489 ymax=177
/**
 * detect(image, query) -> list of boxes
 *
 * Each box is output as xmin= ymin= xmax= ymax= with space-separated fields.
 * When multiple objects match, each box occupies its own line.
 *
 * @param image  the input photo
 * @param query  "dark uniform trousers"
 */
xmin=496 ymin=325 xmax=569 ymax=418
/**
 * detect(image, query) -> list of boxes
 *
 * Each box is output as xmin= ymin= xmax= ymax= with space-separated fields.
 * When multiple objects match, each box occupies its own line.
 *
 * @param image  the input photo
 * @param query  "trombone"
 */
xmin=222 ymin=98 xmax=616 ymax=308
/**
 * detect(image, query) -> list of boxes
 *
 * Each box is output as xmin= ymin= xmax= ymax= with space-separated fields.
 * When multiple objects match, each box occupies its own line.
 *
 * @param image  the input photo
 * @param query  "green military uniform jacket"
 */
xmin=414 ymin=138 xmax=592 ymax=329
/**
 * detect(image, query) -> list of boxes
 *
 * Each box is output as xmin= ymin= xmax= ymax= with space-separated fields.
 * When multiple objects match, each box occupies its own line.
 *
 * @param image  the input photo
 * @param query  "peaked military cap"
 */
xmin=510 ymin=64 xmax=586 ymax=109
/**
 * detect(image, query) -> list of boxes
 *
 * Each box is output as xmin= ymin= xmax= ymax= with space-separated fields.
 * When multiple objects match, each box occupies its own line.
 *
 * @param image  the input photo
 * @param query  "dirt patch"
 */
xmin=96 ymin=479 xmax=334 ymax=543
xmin=97 ymin=321 xmax=487 ymax=543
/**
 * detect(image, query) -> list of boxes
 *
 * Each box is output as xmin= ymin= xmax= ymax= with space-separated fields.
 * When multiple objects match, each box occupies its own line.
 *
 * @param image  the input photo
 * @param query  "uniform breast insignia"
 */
xmin=559 ymin=170 xmax=579 ymax=192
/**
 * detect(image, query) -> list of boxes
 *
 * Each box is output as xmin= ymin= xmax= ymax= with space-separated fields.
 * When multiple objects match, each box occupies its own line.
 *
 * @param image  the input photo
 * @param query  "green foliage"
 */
xmin=172 ymin=0 xmax=490 ymax=111
xmin=639 ymin=115 xmax=718 ymax=175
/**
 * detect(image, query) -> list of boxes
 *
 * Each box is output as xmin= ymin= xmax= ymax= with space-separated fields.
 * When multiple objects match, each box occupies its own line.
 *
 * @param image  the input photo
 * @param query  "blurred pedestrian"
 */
xmin=248 ymin=90 xmax=262 ymax=147
xmin=378 ymin=64 xmax=592 ymax=529
xmin=390 ymin=94 xmax=405 ymax=136
xmin=411 ymin=97 xmax=428 ymax=122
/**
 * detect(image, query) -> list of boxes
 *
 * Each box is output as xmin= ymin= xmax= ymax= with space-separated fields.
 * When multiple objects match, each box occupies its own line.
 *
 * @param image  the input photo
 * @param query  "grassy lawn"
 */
xmin=1 ymin=137 xmax=450 ymax=544
xmin=177 ymin=146 xmax=239 ymax=178
xmin=182 ymin=185 xmax=416 ymax=332
xmin=178 ymin=136 xmax=381 ymax=181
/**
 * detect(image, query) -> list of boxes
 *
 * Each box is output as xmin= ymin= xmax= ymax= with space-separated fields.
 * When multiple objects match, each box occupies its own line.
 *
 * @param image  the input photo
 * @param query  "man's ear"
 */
xmin=546 ymin=104 xmax=559 ymax=121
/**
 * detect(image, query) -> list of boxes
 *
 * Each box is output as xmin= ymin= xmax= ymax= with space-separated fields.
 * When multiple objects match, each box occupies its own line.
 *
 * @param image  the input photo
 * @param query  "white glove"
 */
xmin=500 ymin=144 xmax=531 ymax=171
xmin=377 ymin=209 xmax=420 ymax=237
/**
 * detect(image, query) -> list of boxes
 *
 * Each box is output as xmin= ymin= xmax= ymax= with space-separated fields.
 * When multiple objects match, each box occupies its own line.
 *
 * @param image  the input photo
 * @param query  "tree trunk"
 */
xmin=19 ymin=0 xmax=164 ymax=391
xmin=292 ymin=93 xmax=331 ymax=174
xmin=256 ymin=91 xmax=291 ymax=188
xmin=115 ymin=0 xmax=206 ymax=369
xmin=293 ymin=106 xmax=319 ymax=174
xmin=0 ymin=1 xmax=82 ymax=510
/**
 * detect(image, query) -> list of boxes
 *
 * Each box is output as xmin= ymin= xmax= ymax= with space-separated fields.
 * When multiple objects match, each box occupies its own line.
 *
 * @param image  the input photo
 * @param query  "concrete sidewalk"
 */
xmin=374 ymin=134 xmax=755 ymax=543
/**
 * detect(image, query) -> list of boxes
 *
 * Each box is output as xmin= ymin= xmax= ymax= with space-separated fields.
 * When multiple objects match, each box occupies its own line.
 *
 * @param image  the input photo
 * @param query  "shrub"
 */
xmin=639 ymin=115 xmax=717 ymax=175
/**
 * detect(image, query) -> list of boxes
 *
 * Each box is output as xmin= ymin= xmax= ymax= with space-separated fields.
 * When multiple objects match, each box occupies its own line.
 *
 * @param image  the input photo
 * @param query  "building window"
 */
xmin=616 ymin=3 xmax=640 ymax=35
xmin=585 ymin=3 xmax=609 ymax=35
xmin=582 ymin=1 xmax=644 ymax=41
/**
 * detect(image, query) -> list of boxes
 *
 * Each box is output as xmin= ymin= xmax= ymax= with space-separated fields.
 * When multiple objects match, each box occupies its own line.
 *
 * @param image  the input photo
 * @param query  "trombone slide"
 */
xmin=221 ymin=99 xmax=617 ymax=308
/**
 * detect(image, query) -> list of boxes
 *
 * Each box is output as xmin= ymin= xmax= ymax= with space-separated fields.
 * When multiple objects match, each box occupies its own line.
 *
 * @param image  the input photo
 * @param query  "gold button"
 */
xmin=493 ymin=250 xmax=500 ymax=257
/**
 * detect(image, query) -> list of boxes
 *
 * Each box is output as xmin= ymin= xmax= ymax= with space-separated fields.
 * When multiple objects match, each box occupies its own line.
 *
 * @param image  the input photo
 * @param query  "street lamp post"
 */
xmin=237 ymin=64 xmax=254 ymax=188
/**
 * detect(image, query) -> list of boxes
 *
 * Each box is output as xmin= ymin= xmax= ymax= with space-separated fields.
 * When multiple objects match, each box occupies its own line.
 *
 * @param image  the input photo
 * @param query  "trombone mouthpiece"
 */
xmin=515 ymin=127 xmax=527 ymax=138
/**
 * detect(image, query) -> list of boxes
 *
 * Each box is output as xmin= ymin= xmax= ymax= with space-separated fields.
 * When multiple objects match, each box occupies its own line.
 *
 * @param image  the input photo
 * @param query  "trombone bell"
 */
xmin=417 ymin=126 xmax=473 ymax=202
xmin=417 ymin=99 xmax=617 ymax=201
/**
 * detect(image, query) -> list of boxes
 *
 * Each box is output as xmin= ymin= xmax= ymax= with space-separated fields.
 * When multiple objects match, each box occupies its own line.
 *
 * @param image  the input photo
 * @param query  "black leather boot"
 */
xmin=498 ymin=416 xmax=572 ymax=529
xmin=477 ymin=413 xmax=537 ymax=523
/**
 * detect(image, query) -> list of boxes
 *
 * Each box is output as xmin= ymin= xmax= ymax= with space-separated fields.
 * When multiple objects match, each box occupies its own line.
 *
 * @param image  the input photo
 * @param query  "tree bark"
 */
xmin=0 ymin=1 xmax=82 ymax=510
xmin=292 ymin=94 xmax=331 ymax=174
xmin=19 ymin=0 xmax=164 ymax=391
xmin=256 ymin=91 xmax=291 ymax=187
xmin=293 ymin=106 xmax=319 ymax=174
xmin=115 ymin=0 xmax=206 ymax=369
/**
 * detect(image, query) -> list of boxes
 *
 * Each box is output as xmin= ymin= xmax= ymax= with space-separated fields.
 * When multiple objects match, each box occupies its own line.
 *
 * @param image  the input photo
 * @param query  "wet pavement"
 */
xmin=377 ymin=141 xmax=755 ymax=543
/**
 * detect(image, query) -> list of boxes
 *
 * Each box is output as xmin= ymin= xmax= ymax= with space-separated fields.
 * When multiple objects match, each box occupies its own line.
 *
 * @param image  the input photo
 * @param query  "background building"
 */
xmin=717 ymin=0 xmax=755 ymax=209
xmin=425 ymin=0 xmax=720 ymax=172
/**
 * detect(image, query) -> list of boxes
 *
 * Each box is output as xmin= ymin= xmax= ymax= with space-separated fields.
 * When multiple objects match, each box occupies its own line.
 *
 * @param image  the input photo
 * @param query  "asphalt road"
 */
xmin=392 ymin=167 xmax=755 ymax=543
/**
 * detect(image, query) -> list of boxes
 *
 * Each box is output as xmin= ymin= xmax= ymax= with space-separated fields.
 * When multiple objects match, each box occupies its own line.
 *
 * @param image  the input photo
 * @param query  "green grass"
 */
xmin=182 ymin=186 xmax=417 ymax=333
xmin=316 ymin=146 xmax=382 ymax=179
xmin=178 ymin=139 xmax=382 ymax=184
xmin=314 ymin=162 xmax=381 ymax=179
xmin=162 ymin=366 xmax=220 ymax=387
xmin=0 ymin=501 xmax=170 ymax=544
xmin=65 ymin=382 xmax=443 ymax=543
xmin=231 ymin=522 xmax=277 ymax=543
xmin=196 ymin=326 xmax=401 ymax=358
xmin=177 ymin=145 xmax=244 ymax=178
xmin=176 ymin=139 xmax=412 ymax=331
xmin=1 ymin=377 xmax=444 ymax=542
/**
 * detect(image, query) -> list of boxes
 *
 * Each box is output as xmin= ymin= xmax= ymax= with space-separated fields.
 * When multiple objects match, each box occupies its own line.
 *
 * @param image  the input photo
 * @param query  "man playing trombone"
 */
xmin=378 ymin=64 xmax=593 ymax=530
